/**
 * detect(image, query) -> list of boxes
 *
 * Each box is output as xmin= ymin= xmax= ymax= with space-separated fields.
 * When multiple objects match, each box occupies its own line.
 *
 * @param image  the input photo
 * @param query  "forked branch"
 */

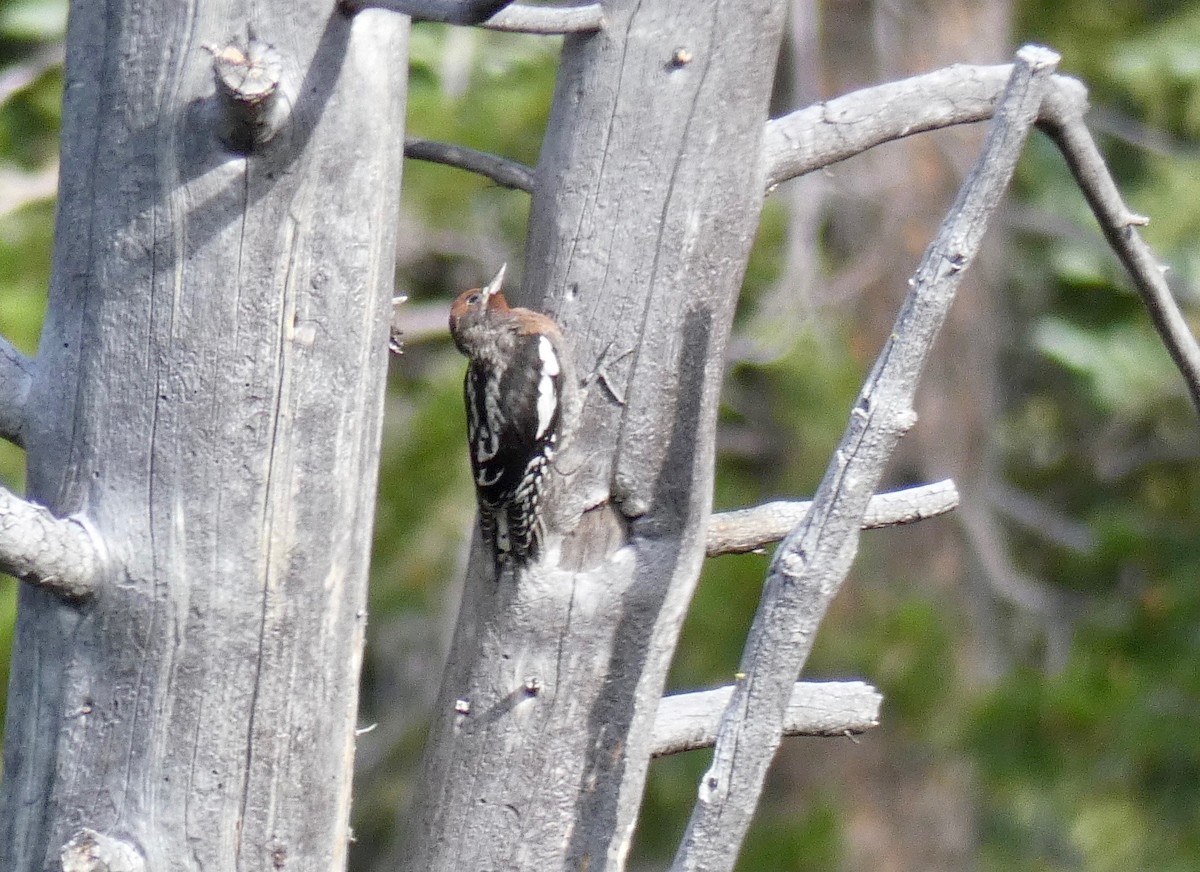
xmin=670 ymin=46 xmax=1061 ymax=872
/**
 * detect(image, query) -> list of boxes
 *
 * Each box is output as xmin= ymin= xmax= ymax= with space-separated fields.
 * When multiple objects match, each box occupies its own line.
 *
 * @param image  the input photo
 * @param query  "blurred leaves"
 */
xmin=1033 ymin=317 xmax=1183 ymax=415
xmin=0 ymin=0 xmax=65 ymax=41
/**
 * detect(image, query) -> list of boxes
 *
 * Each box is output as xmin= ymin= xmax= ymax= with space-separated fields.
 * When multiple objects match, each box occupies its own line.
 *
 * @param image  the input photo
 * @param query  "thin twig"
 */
xmin=404 ymin=138 xmax=534 ymax=192
xmin=0 ymin=486 xmax=102 ymax=600
xmin=651 ymin=681 xmax=881 ymax=758
xmin=1038 ymin=88 xmax=1200 ymax=415
xmin=707 ymin=479 xmax=958 ymax=557
xmin=670 ymin=47 xmax=1061 ymax=872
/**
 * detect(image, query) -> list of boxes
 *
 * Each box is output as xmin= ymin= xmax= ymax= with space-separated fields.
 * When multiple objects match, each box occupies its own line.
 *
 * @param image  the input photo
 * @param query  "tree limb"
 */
xmin=482 ymin=3 xmax=603 ymax=33
xmin=0 ymin=336 xmax=33 ymax=448
xmin=707 ymin=479 xmax=958 ymax=557
xmin=764 ymin=62 xmax=1200 ymax=417
xmin=403 ymin=138 xmax=534 ymax=192
xmin=670 ymin=46 xmax=1060 ymax=872
xmin=343 ymin=0 xmax=514 ymax=24
xmin=0 ymin=487 xmax=101 ymax=600
xmin=1037 ymin=87 xmax=1200 ymax=415
xmin=346 ymin=0 xmax=602 ymax=31
xmin=763 ymin=63 xmax=1015 ymax=191
xmin=651 ymin=681 xmax=881 ymax=758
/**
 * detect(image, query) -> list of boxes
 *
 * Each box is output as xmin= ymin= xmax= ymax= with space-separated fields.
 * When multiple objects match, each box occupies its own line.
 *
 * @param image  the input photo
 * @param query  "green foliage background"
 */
xmin=0 ymin=2 xmax=1198 ymax=870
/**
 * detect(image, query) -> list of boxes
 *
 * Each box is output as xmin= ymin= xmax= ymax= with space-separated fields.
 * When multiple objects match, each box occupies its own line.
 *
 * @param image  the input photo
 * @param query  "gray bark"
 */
xmin=0 ymin=486 xmax=99 ymax=599
xmin=671 ymin=46 xmax=1060 ymax=872
xmin=0 ymin=4 xmax=406 ymax=871
xmin=651 ymin=681 xmax=882 ymax=757
xmin=706 ymin=479 xmax=959 ymax=556
xmin=404 ymin=1 xmax=787 ymax=869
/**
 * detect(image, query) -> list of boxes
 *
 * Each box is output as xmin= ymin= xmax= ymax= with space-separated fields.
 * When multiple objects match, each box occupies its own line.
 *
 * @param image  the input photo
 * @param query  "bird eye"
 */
xmin=466 ymin=293 xmax=481 ymax=305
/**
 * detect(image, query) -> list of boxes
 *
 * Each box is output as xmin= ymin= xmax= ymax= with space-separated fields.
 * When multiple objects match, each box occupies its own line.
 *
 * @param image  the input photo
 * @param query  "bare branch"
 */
xmin=763 ymin=63 xmax=1015 ymax=191
xmin=671 ymin=46 xmax=1060 ymax=872
xmin=1038 ymin=88 xmax=1200 ymax=415
xmin=342 ymin=0 xmax=510 ymax=25
xmin=764 ymin=63 xmax=1200 ymax=415
xmin=652 ymin=681 xmax=881 ymax=758
xmin=0 ymin=336 xmax=33 ymax=448
xmin=345 ymin=0 xmax=601 ymax=32
xmin=707 ymin=479 xmax=958 ymax=557
xmin=404 ymin=138 xmax=534 ymax=192
xmin=0 ymin=487 xmax=101 ymax=600
xmin=482 ymin=3 xmax=604 ymax=33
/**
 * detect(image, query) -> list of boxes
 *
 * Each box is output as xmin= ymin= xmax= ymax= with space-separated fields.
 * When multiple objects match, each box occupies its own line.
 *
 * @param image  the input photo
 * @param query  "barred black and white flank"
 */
xmin=448 ymin=265 xmax=576 ymax=568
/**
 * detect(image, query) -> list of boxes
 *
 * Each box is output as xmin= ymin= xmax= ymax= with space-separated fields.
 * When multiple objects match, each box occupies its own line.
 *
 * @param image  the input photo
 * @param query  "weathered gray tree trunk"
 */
xmin=406 ymin=2 xmax=787 ymax=868
xmin=0 ymin=3 xmax=406 ymax=870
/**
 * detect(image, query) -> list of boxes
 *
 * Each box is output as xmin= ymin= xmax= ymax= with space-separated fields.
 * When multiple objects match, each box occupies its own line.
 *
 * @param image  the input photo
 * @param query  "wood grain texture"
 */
xmin=405 ymin=1 xmax=786 ymax=869
xmin=0 ymin=4 xmax=406 ymax=870
xmin=670 ymin=47 xmax=1061 ymax=872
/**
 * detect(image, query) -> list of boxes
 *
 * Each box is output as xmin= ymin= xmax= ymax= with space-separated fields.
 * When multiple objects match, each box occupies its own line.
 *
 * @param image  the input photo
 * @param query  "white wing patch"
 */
xmin=535 ymin=336 xmax=560 ymax=440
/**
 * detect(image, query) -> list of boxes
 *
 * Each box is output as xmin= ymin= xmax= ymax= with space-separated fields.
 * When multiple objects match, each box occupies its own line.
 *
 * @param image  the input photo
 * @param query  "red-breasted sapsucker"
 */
xmin=448 ymin=265 xmax=576 ymax=567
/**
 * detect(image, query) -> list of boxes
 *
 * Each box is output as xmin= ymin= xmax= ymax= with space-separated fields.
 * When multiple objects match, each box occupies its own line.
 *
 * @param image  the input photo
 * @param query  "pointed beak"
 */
xmin=480 ymin=263 xmax=507 ymax=303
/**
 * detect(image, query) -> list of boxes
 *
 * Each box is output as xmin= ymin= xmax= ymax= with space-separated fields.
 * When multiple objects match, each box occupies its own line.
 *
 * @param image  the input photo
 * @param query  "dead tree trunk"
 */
xmin=407 ymin=2 xmax=788 ymax=868
xmin=0 ymin=4 xmax=406 ymax=870
xmin=400 ymin=8 xmax=1200 ymax=870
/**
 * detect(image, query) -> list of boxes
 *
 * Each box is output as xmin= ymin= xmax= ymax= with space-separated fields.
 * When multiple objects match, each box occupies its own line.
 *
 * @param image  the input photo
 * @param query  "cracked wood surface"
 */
xmin=0 ymin=7 xmax=406 ymax=871
xmin=404 ymin=1 xmax=787 ymax=869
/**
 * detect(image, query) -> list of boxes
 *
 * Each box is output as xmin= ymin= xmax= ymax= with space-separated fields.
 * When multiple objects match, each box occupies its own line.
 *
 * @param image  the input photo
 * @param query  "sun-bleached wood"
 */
xmin=670 ymin=46 xmax=1062 ymax=872
xmin=652 ymin=681 xmax=882 ymax=758
xmin=0 ymin=7 xmax=407 ymax=870
xmin=403 ymin=2 xmax=789 ymax=869
xmin=706 ymin=479 xmax=959 ymax=556
xmin=0 ymin=487 xmax=99 ymax=600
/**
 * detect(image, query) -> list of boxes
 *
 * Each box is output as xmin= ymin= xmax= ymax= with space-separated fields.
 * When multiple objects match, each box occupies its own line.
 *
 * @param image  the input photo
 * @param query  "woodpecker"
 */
xmin=448 ymin=264 xmax=576 ymax=568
